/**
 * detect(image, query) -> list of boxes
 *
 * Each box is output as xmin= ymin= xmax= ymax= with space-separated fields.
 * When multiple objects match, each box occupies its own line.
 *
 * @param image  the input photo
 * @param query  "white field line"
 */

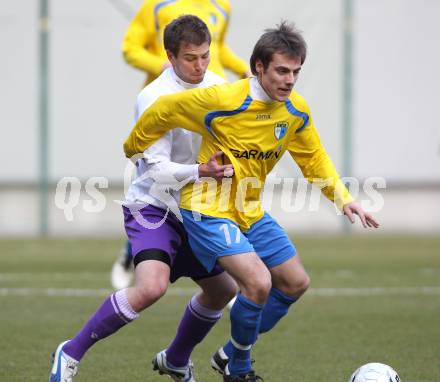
xmin=1 ymin=267 xmax=438 ymax=282
xmin=0 ymin=272 xmax=108 ymax=281
xmin=1 ymin=286 xmax=440 ymax=298
xmin=307 ymin=286 xmax=440 ymax=296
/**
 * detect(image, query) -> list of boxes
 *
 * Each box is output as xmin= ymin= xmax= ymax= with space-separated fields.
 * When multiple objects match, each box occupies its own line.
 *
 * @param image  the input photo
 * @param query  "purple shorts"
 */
xmin=123 ymin=205 xmax=223 ymax=283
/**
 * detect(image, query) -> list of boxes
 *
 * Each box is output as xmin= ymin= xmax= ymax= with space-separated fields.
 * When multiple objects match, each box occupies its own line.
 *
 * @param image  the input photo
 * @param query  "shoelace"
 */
xmin=64 ymin=360 xmax=78 ymax=381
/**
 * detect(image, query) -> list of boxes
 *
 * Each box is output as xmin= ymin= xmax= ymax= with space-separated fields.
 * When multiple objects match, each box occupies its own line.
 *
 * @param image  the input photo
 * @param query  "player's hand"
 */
xmin=198 ymin=151 xmax=234 ymax=180
xmin=343 ymin=202 xmax=379 ymax=228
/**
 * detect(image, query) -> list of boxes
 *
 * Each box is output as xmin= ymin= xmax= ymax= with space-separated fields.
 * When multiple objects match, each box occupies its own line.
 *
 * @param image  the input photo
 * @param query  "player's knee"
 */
xmin=146 ymin=278 xmax=168 ymax=302
xmin=199 ymin=275 xmax=239 ymax=308
xmin=209 ymin=284 xmax=239 ymax=307
xmin=225 ymin=281 xmax=239 ymax=301
xmin=286 ymin=272 xmax=311 ymax=299
xmin=255 ymin=280 xmax=272 ymax=304
xmin=131 ymin=281 xmax=168 ymax=311
xmin=296 ymin=272 xmax=311 ymax=296
xmin=218 ymin=276 xmax=239 ymax=301
xmin=243 ymin=269 xmax=271 ymax=304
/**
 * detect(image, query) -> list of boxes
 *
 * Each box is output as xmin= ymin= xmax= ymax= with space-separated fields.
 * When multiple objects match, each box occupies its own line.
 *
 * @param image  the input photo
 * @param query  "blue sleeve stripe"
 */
xmin=285 ymin=99 xmax=309 ymax=133
xmin=154 ymin=0 xmax=177 ymax=31
xmin=210 ymin=0 xmax=228 ymax=20
xmin=204 ymin=95 xmax=253 ymax=139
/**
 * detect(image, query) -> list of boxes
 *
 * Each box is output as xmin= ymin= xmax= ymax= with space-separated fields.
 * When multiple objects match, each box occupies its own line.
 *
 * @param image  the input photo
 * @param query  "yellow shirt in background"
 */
xmin=122 ymin=0 xmax=249 ymax=85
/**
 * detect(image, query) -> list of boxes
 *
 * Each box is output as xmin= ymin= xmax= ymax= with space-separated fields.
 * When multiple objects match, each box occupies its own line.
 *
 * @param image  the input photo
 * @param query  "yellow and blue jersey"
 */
xmin=122 ymin=0 xmax=249 ymax=84
xmin=124 ymin=78 xmax=353 ymax=231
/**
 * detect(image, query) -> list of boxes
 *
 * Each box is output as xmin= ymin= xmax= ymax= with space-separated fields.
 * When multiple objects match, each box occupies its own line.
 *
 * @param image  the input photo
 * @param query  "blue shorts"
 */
xmin=181 ymin=209 xmax=296 ymax=272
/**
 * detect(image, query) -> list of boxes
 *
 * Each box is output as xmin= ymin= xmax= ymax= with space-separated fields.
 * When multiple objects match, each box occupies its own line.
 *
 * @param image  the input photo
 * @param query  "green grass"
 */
xmin=1 ymin=236 xmax=439 ymax=381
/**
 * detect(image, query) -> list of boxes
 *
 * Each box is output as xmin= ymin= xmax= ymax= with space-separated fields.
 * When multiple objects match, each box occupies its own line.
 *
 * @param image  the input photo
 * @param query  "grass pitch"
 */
xmin=1 ymin=235 xmax=439 ymax=381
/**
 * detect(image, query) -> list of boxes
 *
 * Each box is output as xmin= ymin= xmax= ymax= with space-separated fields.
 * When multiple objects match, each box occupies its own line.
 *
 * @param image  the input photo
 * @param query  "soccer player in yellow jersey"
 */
xmin=122 ymin=0 xmax=250 ymax=85
xmin=124 ymin=22 xmax=379 ymax=381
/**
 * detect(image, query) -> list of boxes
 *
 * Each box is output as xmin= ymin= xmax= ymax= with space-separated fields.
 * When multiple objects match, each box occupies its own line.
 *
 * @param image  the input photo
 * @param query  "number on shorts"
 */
xmin=219 ymin=223 xmax=241 ymax=246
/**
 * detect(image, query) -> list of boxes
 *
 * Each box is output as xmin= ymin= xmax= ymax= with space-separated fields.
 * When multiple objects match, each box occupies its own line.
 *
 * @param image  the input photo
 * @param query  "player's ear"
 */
xmin=165 ymin=49 xmax=175 ymax=64
xmin=255 ymin=59 xmax=264 ymax=75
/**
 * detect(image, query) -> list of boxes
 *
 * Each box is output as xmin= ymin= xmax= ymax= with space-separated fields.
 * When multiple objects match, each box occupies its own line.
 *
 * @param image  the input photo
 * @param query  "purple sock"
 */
xmin=63 ymin=290 xmax=139 ymax=361
xmin=166 ymin=295 xmax=222 ymax=367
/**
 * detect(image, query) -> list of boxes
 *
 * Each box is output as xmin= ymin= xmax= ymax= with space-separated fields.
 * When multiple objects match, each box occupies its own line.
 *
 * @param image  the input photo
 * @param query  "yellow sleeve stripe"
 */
xmin=285 ymin=99 xmax=310 ymax=133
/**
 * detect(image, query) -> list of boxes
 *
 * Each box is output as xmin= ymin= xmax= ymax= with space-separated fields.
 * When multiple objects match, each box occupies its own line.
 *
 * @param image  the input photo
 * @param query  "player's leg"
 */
xmin=64 ymin=260 xmax=169 ymax=358
xmin=213 ymin=213 xmax=309 ymax=374
xmin=180 ymin=210 xmax=271 ymax=379
xmin=218 ymin=253 xmax=270 ymax=379
xmin=194 ymin=270 xmax=238 ymax=310
xmin=110 ymin=240 xmax=134 ymax=290
xmin=151 ymin=213 xmax=234 ymax=381
xmin=49 ymin=205 xmax=177 ymax=382
xmin=241 ymin=211 xmax=309 ymax=333
xmin=160 ymin=271 xmax=237 ymax=370
xmin=50 ymin=260 xmax=167 ymax=382
xmin=260 ymin=255 xmax=309 ymax=332
xmin=214 ymin=256 xmax=309 ymax=374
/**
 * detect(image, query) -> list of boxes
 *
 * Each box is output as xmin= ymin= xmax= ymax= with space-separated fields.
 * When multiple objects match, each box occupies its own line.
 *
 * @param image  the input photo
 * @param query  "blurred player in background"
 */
xmin=123 ymin=0 xmax=249 ymax=85
xmin=124 ymin=22 xmax=379 ymax=381
xmin=112 ymin=0 xmax=250 ymax=289
xmin=49 ymin=15 xmax=238 ymax=382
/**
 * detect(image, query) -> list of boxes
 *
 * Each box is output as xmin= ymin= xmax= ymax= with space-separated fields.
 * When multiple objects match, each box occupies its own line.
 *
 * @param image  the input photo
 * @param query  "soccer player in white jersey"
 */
xmin=49 ymin=15 xmax=238 ymax=382
xmin=112 ymin=0 xmax=251 ymax=289
xmin=124 ymin=22 xmax=379 ymax=382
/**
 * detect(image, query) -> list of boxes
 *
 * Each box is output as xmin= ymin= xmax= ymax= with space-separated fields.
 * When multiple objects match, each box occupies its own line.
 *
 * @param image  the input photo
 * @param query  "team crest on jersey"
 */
xmin=274 ymin=122 xmax=289 ymax=140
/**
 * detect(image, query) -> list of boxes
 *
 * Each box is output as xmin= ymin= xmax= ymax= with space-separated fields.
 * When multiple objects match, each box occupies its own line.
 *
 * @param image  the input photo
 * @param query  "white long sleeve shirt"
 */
xmin=124 ymin=67 xmax=225 ymax=210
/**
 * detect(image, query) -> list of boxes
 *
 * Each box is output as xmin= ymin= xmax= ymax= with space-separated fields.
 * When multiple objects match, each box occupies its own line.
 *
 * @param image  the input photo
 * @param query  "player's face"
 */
xmin=256 ymin=52 xmax=302 ymax=102
xmin=168 ymin=41 xmax=210 ymax=84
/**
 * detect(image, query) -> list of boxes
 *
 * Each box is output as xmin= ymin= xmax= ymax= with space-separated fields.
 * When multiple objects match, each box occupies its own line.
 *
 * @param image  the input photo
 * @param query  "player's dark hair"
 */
xmin=250 ymin=21 xmax=307 ymax=75
xmin=164 ymin=15 xmax=211 ymax=57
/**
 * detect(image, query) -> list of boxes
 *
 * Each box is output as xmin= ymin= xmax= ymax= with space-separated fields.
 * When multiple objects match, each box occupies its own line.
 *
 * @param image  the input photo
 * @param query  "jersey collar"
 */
xmin=250 ymin=77 xmax=275 ymax=103
xmin=170 ymin=67 xmax=203 ymax=90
